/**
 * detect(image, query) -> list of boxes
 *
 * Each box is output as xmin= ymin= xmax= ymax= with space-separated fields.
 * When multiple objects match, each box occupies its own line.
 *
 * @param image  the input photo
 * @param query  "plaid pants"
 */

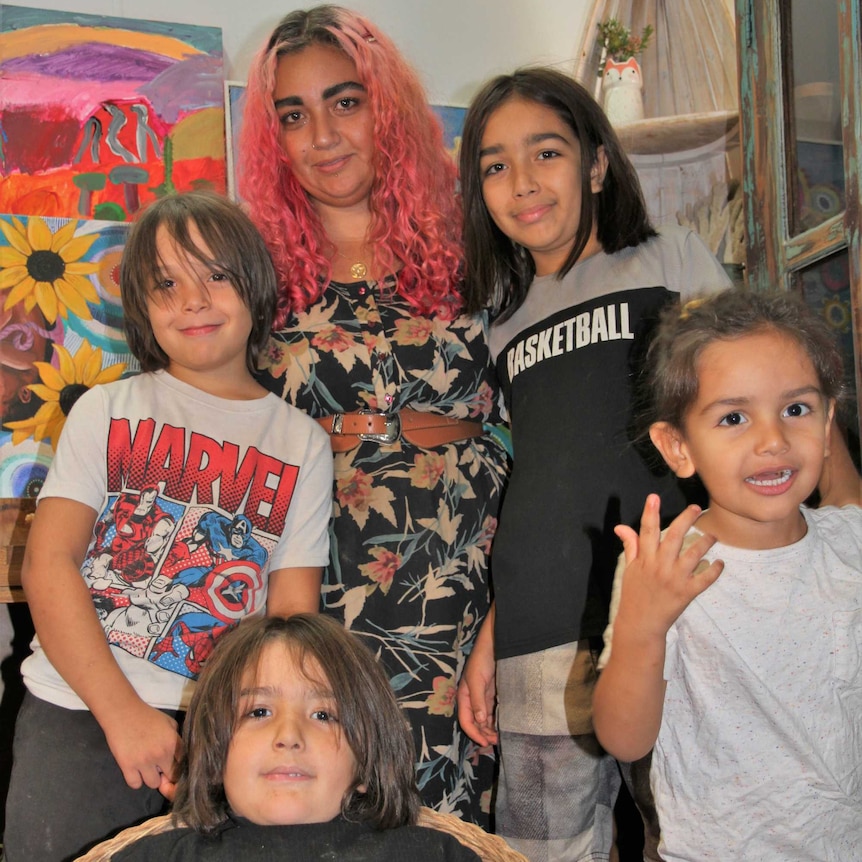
xmin=495 ymin=640 xmax=620 ymax=862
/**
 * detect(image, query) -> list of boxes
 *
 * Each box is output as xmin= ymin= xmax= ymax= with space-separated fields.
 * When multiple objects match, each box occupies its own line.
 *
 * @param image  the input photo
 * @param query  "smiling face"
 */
xmin=146 ymin=223 xmax=254 ymax=396
xmin=478 ymin=96 xmax=605 ymax=276
xmin=273 ymin=42 xmax=376 ymax=215
xmin=651 ymin=329 xmax=834 ymax=549
xmin=223 ymin=642 xmax=360 ymax=826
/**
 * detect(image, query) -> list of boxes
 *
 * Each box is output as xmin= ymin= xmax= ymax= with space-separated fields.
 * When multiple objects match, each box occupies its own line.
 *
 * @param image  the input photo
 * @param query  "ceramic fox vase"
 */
xmin=602 ymin=56 xmax=644 ymax=126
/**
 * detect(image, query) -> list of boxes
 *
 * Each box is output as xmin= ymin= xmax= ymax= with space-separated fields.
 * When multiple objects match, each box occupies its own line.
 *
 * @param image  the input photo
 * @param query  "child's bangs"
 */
xmin=157 ymin=219 xmax=217 ymax=271
xmin=235 ymin=640 xmax=338 ymax=706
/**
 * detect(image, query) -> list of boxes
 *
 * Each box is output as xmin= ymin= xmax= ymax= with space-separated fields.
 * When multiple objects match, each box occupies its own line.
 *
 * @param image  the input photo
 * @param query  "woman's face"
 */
xmin=273 ymin=43 xmax=376 ymax=213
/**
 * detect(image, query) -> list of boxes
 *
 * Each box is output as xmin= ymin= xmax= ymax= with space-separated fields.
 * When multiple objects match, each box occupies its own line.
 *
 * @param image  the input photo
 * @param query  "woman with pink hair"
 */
xmin=242 ymin=5 xmax=509 ymax=824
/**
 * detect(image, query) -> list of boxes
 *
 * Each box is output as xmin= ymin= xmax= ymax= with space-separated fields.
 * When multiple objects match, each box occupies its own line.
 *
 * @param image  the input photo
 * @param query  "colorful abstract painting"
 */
xmin=432 ymin=105 xmax=467 ymax=165
xmin=0 ymin=213 xmax=137 ymax=497
xmin=225 ymin=81 xmax=246 ymax=202
xmin=0 ymin=5 xmax=226 ymax=222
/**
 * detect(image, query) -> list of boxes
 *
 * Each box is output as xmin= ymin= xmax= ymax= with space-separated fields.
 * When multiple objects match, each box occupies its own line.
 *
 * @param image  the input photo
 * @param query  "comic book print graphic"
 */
xmin=84 ymin=487 xmax=275 ymax=680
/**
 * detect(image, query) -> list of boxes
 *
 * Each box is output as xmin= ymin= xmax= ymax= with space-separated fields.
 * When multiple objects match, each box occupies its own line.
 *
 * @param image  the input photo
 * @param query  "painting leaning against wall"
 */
xmin=0 ymin=5 xmax=227 ymax=498
xmin=0 ymin=5 xmax=226 ymax=222
xmin=0 ymin=214 xmax=137 ymax=497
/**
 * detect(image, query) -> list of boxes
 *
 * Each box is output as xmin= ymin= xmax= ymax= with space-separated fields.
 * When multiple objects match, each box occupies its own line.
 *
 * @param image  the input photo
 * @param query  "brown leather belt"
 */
xmin=316 ymin=409 xmax=484 ymax=452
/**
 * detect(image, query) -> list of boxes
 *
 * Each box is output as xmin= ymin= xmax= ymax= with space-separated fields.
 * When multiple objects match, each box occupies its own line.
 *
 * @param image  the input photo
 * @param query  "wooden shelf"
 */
xmin=1 ymin=498 xmax=35 ymax=602
xmin=613 ymin=110 xmax=740 ymax=154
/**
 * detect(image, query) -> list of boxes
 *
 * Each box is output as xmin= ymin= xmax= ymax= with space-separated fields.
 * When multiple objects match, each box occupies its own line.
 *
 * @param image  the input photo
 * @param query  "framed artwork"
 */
xmin=224 ymin=81 xmax=247 ymax=202
xmin=431 ymin=105 xmax=467 ymax=165
xmin=0 ymin=214 xmax=136 ymax=497
xmin=0 ymin=5 xmax=226 ymax=222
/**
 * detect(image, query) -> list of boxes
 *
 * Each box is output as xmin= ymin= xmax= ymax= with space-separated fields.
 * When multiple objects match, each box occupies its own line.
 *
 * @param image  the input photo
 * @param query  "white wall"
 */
xmin=2 ymin=0 xmax=593 ymax=104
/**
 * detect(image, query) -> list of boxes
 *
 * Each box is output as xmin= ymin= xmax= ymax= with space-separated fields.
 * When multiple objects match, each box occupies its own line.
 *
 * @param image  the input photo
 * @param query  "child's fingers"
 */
xmin=636 ymin=494 xmax=662 ymax=552
xmin=620 ymin=497 xmax=703 ymax=564
xmin=139 ymin=744 xmax=181 ymax=791
xmin=656 ymin=503 xmax=704 ymax=566
xmin=457 ymin=689 xmax=489 ymax=746
xmin=137 ymin=762 xmax=164 ymax=791
xmin=687 ymin=557 xmax=723 ymax=594
xmin=167 ymin=733 xmax=184 ymax=782
xmin=676 ymin=531 xmax=723 ymax=600
xmin=159 ymin=774 xmax=177 ymax=802
xmin=663 ymin=503 xmax=703 ymax=541
xmin=120 ymin=764 xmax=144 ymax=790
xmin=695 ymin=559 xmax=724 ymax=593
xmin=117 ymin=729 xmax=182 ymax=790
xmin=456 ymin=678 xmax=498 ymax=746
xmin=613 ymin=524 xmax=639 ymax=563
xmin=480 ymin=723 xmax=499 ymax=746
xmin=679 ymin=530 xmax=719 ymax=571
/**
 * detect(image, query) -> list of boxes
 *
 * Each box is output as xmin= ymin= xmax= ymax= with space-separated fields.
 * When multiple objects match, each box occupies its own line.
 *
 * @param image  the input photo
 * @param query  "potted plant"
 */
xmin=596 ymin=18 xmax=654 ymax=125
xmin=596 ymin=18 xmax=654 ymax=72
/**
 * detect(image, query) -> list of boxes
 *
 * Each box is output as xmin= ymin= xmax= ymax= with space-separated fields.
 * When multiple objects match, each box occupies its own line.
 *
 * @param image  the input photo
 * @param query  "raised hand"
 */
xmin=593 ymin=494 xmax=723 ymax=760
xmin=613 ymin=494 xmax=723 ymax=638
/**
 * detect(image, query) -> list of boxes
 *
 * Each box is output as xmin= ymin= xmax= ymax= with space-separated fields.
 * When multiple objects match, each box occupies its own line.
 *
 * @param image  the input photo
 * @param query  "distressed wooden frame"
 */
xmin=736 ymin=0 xmax=862 ymax=435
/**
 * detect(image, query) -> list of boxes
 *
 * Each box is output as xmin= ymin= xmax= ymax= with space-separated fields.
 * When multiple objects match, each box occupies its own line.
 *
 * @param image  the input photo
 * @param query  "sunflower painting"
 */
xmin=0 ymin=216 xmax=100 ymax=323
xmin=0 ymin=213 xmax=134 ymax=497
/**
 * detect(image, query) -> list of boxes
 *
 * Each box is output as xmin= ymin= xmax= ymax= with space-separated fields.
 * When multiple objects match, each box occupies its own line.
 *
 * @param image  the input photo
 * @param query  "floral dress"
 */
xmin=257 ymin=279 xmax=510 ymax=825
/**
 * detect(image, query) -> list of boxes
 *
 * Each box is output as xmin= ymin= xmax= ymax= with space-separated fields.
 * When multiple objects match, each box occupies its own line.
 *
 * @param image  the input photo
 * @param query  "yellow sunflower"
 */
xmin=0 ymin=216 xmax=100 ymax=324
xmin=5 ymin=341 xmax=126 ymax=450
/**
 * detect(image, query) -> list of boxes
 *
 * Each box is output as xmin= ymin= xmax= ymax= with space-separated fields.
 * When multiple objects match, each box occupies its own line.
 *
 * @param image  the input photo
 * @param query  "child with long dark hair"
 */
xmin=456 ymin=67 xmax=730 ymax=860
xmin=109 ymin=615 xmax=483 ymax=860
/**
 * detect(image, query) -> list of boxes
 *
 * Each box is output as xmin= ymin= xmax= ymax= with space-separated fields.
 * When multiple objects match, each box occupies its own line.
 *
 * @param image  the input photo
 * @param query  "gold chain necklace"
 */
xmin=349 ymin=260 xmax=368 ymax=279
xmin=333 ymin=246 xmax=370 ymax=280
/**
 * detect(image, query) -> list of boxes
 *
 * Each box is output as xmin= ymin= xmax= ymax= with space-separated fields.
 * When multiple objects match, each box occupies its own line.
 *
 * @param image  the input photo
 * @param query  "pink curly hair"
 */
xmin=240 ymin=5 xmax=463 ymax=327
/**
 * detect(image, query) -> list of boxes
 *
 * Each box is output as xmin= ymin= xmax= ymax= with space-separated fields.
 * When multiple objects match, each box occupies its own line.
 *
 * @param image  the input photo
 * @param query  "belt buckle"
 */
xmin=358 ymin=409 xmax=401 ymax=444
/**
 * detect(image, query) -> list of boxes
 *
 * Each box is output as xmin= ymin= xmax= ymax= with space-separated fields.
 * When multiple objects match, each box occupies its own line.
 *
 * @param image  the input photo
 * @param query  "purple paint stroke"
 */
xmin=138 ymin=54 xmax=223 ymax=124
xmin=1 ymin=43 xmax=175 ymax=83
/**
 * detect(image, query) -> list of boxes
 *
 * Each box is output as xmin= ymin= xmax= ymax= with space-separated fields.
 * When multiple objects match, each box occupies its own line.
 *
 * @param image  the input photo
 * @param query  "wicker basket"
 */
xmin=75 ymin=808 xmax=530 ymax=862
